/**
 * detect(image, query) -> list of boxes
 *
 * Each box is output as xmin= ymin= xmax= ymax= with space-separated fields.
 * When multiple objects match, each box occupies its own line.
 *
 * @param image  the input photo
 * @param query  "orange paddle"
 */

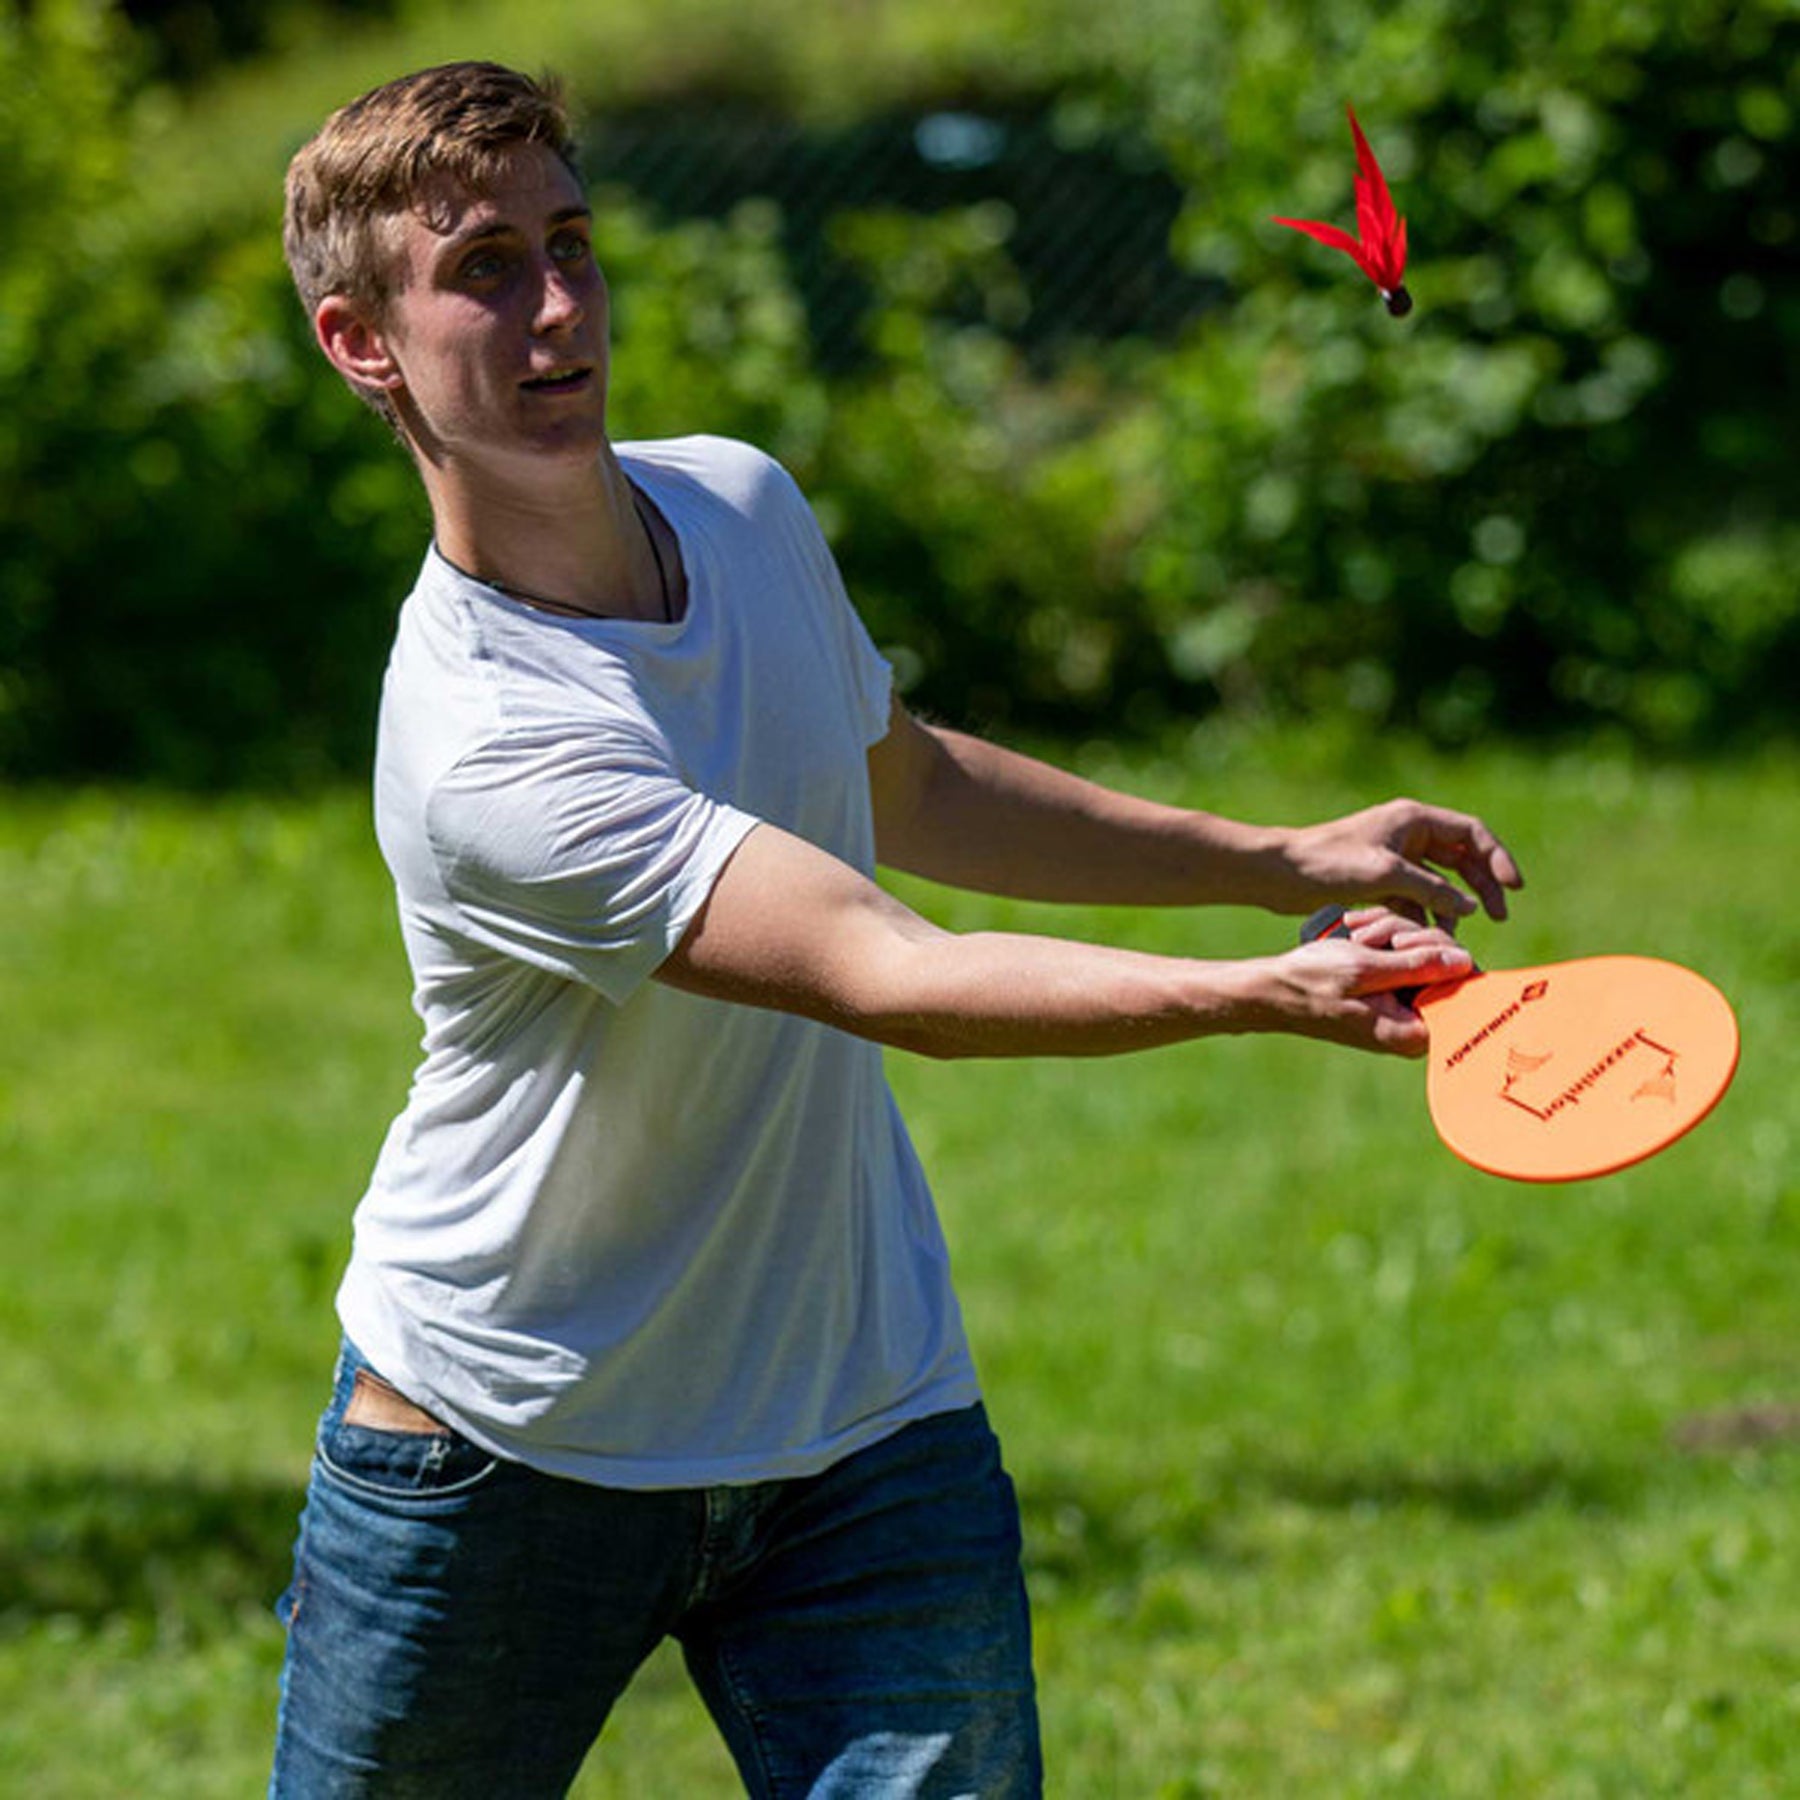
xmin=1301 ymin=906 xmax=1741 ymax=1182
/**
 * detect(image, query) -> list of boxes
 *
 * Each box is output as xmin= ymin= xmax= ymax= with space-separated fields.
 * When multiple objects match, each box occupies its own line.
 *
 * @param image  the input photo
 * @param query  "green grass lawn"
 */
xmin=3 ymin=729 xmax=1797 ymax=1796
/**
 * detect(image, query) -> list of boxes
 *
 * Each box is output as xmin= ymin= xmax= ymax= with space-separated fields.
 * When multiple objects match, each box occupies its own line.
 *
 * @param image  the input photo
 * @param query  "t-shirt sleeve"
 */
xmin=769 ymin=460 xmax=894 ymax=747
xmin=818 ymin=551 xmax=894 ymax=748
xmin=424 ymin=721 xmax=761 ymax=1005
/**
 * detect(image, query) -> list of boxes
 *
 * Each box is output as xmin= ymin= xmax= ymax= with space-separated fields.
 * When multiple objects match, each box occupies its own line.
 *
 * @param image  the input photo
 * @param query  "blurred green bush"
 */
xmin=1 ymin=0 xmax=1793 ymax=783
xmin=1088 ymin=0 xmax=1799 ymax=745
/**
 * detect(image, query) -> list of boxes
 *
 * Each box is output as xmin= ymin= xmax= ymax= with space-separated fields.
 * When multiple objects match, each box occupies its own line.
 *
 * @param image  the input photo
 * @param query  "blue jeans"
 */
xmin=270 ymin=1342 xmax=1041 ymax=1797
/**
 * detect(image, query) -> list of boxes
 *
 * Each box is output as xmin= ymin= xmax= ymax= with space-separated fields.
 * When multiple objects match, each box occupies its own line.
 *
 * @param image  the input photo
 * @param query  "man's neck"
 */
xmin=424 ymin=442 xmax=670 ymax=623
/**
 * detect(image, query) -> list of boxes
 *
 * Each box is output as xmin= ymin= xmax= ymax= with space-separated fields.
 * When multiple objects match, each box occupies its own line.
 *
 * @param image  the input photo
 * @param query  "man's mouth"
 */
xmin=521 ymin=367 xmax=593 ymax=395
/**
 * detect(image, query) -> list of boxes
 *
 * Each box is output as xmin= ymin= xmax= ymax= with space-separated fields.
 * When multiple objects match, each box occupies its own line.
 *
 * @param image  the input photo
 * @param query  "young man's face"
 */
xmin=371 ymin=140 xmax=611 ymax=476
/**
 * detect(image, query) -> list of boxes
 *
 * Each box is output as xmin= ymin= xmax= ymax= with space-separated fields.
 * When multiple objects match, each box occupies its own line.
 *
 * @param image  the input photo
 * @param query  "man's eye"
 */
xmin=551 ymin=232 xmax=592 ymax=265
xmin=460 ymin=251 xmax=506 ymax=281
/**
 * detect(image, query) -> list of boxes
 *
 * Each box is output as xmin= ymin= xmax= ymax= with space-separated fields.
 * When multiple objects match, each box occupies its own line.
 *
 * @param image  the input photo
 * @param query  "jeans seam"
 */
xmin=711 ymin=1634 xmax=788 ymax=1800
xmin=269 ymin=1523 xmax=312 ymax=1796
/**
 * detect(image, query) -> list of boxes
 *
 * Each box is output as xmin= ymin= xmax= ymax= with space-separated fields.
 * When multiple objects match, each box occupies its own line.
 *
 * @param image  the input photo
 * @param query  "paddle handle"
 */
xmin=1299 ymin=904 xmax=1421 ymax=1007
xmin=1300 ymin=904 xmax=1352 ymax=946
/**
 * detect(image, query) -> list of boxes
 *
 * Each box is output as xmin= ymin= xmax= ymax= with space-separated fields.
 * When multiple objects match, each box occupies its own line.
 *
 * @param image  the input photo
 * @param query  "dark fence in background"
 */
xmin=582 ymin=103 xmax=1220 ymax=368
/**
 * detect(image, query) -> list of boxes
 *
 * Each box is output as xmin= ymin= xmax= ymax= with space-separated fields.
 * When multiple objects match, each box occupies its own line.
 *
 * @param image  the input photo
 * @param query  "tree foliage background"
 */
xmin=1 ymin=0 xmax=1794 ymax=784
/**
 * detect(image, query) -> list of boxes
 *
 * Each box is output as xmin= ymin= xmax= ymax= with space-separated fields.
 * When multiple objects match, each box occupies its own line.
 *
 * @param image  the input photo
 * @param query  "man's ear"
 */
xmin=314 ymin=295 xmax=404 ymax=396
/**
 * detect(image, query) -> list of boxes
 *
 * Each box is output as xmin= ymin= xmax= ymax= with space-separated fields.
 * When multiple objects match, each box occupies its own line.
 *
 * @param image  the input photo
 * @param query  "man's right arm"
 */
xmin=654 ymin=822 xmax=1474 ymax=1061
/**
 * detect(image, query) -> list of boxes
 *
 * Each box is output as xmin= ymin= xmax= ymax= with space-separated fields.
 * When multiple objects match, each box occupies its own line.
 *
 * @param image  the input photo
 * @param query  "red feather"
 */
xmin=1274 ymin=105 xmax=1412 ymax=316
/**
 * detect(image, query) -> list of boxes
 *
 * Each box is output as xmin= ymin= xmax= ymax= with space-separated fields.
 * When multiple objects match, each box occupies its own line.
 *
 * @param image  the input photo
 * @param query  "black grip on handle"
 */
xmin=1297 ymin=903 xmax=1421 ymax=1008
xmin=1300 ymin=903 xmax=1352 ymax=944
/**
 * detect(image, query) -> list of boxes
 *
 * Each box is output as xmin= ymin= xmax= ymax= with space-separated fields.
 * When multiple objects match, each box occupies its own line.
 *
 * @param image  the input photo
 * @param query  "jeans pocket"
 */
xmin=316 ymin=1398 xmax=503 ymax=1504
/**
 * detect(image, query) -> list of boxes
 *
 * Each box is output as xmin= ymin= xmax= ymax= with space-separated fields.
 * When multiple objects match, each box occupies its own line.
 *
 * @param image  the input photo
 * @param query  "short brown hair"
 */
xmin=283 ymin=62 xmax=579 ymax=417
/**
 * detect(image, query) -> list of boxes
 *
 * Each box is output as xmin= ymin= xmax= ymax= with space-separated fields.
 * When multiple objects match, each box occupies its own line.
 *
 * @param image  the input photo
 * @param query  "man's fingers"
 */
xmin=1300 ymin=929 xmax=1473 ymax=992
xmin=1362 ymin=940 xmax=1473 ymax=994
xmin=1379 ymin=861 xmax=1473 ymax=926
xmin=1371 ymin=1001 xmax=1432 ymax=1056
xmin=1397 ymin=847 xmax=1516 ymax=925
xmin=1423 ymin=817 xmax=1524 ymax=920
xmin=1450 ymin=852 xmax=1513 ymax=922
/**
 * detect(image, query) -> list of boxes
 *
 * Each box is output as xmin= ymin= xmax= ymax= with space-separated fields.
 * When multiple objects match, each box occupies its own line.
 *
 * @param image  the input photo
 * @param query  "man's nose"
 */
xmin=533 ymin=261 xmax=586 ymax=332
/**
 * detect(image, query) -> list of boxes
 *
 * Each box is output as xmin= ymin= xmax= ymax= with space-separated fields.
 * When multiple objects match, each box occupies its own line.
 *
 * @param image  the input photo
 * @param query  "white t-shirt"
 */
xmin=337 ymin=435 xmax=979 ymax=1487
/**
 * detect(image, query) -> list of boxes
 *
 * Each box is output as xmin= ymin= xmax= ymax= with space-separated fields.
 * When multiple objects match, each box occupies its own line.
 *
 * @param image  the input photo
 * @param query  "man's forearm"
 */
xmin=848 ymin=927 xmax=1272 ymax=1059
xmin=869 ymin=709 xmax=1523 ymax=925
xmin=872 ymin=718 xmax=1297 ymax=911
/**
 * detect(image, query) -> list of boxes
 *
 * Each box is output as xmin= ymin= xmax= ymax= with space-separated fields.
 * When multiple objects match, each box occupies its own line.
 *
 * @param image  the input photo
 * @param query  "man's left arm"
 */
xmin=867 ymin=700 xmax=1523 ymax=923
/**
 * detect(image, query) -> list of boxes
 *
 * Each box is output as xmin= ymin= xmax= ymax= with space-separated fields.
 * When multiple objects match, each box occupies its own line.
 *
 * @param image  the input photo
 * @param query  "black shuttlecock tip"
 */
xmin=1383 ymin=285 xmax=1414 ymax=318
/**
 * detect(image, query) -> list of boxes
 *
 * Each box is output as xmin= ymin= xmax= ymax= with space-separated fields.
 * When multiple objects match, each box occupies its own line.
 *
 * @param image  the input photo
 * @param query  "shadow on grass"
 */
xmin=1242 ymin=1452 xmax=1639 ymax=1522
xmin=0 ymin=1468 xmax=303 ymax=1638
xmin=1021 ymin=1476 xmax=1240 ymax=1594
xmin=1019 ymin=1450 xmax=1641 ymax=1592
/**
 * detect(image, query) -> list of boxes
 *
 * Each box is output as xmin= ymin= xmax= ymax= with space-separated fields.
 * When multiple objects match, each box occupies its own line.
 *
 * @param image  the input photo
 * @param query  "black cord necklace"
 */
xmin=631 ymin=490 xmax=674 ymax=623
xmin=459 ymin=487 xmax=674 ymax=622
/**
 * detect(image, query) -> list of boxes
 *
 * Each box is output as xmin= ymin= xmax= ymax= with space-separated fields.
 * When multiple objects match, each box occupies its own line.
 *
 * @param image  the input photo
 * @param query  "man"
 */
xmin=273 ymin=61 xmax=1520 ymax=1797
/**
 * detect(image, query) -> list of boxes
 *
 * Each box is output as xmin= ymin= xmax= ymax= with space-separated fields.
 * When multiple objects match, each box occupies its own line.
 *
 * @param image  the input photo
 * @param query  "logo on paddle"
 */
xmin=1442 ymin=977 xmax=1551 ymax=1072
xmin=1498 ymin=1029 xmax=1680 ymax=1123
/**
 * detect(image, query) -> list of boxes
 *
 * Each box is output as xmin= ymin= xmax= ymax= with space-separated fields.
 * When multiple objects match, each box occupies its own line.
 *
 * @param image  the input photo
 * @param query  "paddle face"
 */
xmin=1420 ymin=956 xmax=1739 ymax=1181
xmin=1296 ymin=908 xmax=1741 ymax=1182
